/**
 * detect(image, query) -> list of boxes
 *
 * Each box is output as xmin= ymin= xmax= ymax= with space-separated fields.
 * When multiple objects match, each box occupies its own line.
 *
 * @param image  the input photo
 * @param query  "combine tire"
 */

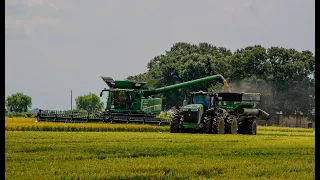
xmin=226 ymin=119 xmax=238 ymax=134
xmin=170 ymin=112 xmax=183 ymax=133
xmin=212 ymin=117 xmax=225 ymax=134
xmin=240 ymin=118 xmax=257 ymax=135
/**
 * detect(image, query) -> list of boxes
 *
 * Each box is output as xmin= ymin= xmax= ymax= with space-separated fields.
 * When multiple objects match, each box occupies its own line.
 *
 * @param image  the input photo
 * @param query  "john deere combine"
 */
xmin=37 ymin=74 xmax=231 ymax=125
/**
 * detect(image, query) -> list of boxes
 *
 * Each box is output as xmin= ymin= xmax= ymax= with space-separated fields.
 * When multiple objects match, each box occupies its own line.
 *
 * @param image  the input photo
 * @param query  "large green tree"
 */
xmin=6 ymin=93 xmax=32 ymax=112
xmin=266 ymin=47 xmax=315 ymax=120
xmin=75 ymin=93 xmax=104 ymax=112
xmin=229 ymin=46 xmax=315 ymax=121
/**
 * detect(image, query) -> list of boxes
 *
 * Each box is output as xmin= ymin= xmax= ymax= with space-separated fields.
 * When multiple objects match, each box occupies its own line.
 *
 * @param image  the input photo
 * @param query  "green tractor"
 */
xmin=170 ymin=90 xmax=270 ymax=135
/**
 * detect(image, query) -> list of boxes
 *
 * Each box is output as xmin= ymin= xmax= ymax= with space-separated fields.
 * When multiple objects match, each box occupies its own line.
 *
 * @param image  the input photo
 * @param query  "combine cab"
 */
xmin=170 ymin=91 xmax=270 ymax=135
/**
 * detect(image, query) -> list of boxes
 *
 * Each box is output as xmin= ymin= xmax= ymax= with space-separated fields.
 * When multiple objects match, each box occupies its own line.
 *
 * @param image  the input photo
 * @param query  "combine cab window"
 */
xmin=192 ymin=95 xmax=210 ymax=108
xmin=111 ymin=91 xmax=130 ymax=109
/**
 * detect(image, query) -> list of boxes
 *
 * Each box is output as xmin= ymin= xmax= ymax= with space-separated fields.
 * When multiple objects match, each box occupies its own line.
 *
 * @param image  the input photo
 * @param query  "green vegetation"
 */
xmin=5 ymin=112 xmax=36 ymax=118
xmin=5 ymin=92 xmax=32 ymax=113
xmin=75 ymin=93 xmax=104 ymax=112
xmin=6 ymin=130 xmax=314 ymax=180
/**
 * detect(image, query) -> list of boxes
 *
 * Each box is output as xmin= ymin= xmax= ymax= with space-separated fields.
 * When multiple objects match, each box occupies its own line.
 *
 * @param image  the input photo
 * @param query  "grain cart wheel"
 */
xmin=226 ymin=119 xmax=238 ymax=134
xmin=212 ymin=116 xmax=225 ymax=134
xmin=170 ymin=111 xmax=183 ymax=133
xmin=241 ymin=118 xmax=257 ymax=135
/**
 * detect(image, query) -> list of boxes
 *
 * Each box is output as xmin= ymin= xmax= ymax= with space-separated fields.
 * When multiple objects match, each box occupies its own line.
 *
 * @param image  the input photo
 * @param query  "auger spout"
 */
xmin=145 ymin=74 xmax=231 ymax=97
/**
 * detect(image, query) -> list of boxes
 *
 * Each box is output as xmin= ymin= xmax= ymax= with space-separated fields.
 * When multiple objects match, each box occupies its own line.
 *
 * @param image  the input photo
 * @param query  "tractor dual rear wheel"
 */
xmin=212 ymin=117 xmax=225 ymax=134
xmin=225 ymin=119 xmax=238 ymax=134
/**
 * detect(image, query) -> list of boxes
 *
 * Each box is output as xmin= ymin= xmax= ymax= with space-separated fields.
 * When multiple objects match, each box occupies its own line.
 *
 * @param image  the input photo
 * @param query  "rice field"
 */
xmin=5 ymin=118 xmax=315 ymax=180
xmin=5 ymin=117 xmax=169 ymax=132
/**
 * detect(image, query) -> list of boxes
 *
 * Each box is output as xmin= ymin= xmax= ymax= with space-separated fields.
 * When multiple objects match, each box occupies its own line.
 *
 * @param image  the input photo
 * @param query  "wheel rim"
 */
xmin=231 ymin=120 xmax=238 ymax=134
xmin=218 ymin=119 xmax=225 ymax=134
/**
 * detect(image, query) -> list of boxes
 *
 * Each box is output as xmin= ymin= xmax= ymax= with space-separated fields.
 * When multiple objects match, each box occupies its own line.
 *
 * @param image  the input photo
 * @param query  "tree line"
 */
xmin=127 ymin=42 xmax=315 ymax=122
xmin=5 ymin=92 xmax=104 ymax=115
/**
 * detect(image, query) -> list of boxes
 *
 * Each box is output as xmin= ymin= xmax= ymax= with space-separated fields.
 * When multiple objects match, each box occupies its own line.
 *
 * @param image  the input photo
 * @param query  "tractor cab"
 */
xmin=189 ymin=91 xmax=216 ymax=111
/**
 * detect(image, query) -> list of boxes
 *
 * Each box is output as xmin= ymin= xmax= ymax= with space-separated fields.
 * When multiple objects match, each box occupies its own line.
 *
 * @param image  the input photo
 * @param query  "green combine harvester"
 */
xmin=37 ymin=74 xmax=231 ymax=125
xmin=37 ymin=74 xmax=270 ymax=134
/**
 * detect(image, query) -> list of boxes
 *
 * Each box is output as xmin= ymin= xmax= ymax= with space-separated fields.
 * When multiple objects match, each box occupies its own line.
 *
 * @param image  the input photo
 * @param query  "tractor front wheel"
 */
xmin=204 ymin=115 xmax=213 ymax=134
xmin=170 ymin=112 xmax=183 ymax=133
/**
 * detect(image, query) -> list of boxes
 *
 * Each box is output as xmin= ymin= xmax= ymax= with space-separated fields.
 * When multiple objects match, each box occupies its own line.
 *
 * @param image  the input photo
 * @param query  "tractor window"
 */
xmin=111 ymin=91 xmax=130 ymax=109
xmin=193 ymin=95 xmax=210 ymax=108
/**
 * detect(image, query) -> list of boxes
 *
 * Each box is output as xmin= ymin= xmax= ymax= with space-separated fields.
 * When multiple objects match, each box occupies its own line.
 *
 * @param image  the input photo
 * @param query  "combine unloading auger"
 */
xmin=37 ymin=74 xmax=231 ymax=125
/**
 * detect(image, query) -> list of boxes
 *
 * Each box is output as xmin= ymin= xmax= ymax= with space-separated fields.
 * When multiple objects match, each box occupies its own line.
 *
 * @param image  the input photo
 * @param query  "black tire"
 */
xmin=240 ymin=118 xmax=257 ymax=135
xmin=205 ymin=115 xmax=213 ymax=134
xmin=212 ymin=117 xmax=225 ymax=134
xmin=170 ymin=112 xmax=183 ymax=133
xmin=225 ymin=119 xmax=238 ymax=134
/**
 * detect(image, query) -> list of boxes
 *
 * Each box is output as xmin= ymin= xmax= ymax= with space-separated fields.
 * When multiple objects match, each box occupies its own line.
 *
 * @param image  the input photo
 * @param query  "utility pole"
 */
xmin=71 ymin=90 xmax=73 ymax=111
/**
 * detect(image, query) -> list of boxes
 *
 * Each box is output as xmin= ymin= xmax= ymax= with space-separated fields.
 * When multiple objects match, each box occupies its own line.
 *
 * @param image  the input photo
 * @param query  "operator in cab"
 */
xmin=211 ymin=89 xmax=218 ymax=108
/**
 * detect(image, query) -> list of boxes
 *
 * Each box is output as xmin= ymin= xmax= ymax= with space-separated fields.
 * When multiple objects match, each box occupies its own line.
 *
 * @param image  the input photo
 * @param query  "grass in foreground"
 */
xmin=5 ymin=130 xmax=315 ymax=180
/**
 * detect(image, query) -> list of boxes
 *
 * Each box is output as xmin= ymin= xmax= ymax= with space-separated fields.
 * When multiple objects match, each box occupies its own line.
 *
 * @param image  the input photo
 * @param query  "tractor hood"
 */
xmin=183 ymin=104 xmax=203 ymax=111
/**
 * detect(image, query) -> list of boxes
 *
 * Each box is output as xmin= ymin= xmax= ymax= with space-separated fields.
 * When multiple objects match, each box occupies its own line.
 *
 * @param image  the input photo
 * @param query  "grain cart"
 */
xmin=37 ymin=74 xmax=231 ymax=125
xmin=170 ymin=91 xmax=270 ymax=135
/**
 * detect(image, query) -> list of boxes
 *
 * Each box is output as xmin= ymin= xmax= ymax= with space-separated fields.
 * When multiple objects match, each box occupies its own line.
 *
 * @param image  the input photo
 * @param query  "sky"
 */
xmin=5 ymin=0 xmax=315 ymax=110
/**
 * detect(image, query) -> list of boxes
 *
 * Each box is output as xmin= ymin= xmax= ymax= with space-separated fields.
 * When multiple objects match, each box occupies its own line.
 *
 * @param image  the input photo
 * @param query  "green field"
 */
xmin=6 ymin=126 xmax=315 ymax=180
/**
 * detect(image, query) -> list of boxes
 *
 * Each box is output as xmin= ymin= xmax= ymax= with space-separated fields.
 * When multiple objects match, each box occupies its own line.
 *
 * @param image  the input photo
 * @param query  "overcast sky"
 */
xmin=5 ymin=0 xmax=315 ymax=110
